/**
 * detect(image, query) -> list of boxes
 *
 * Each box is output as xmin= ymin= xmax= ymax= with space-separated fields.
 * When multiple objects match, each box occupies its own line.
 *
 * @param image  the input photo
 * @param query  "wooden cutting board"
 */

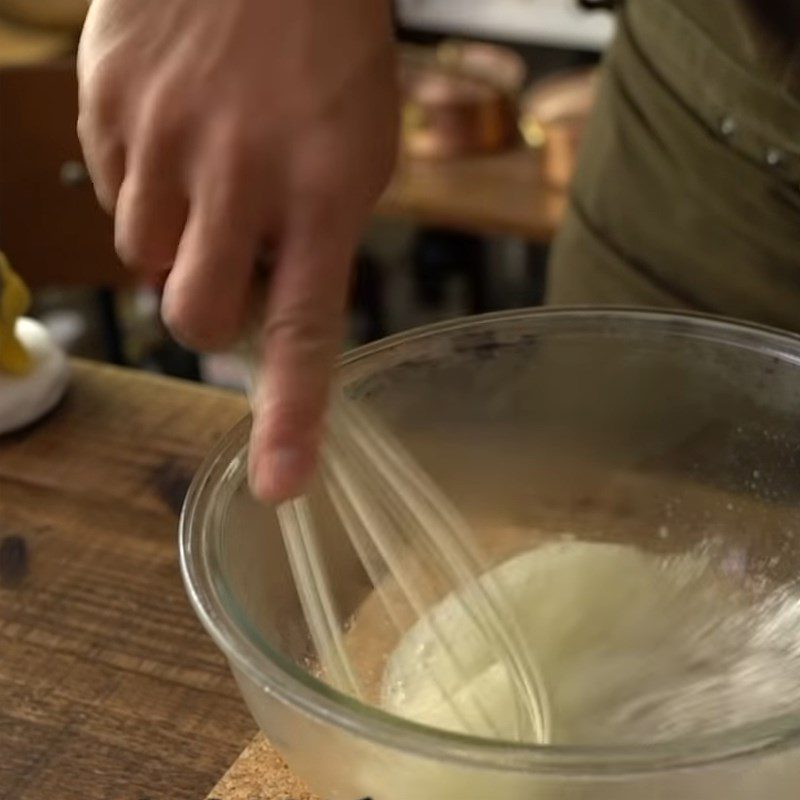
xmin=205 ymin=735 xmax=318 ymax=800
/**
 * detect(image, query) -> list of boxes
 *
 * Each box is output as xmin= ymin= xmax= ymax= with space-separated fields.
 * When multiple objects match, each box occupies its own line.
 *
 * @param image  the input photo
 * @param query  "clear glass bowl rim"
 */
xmin=180 ymin=307 xmax=800 ymax=777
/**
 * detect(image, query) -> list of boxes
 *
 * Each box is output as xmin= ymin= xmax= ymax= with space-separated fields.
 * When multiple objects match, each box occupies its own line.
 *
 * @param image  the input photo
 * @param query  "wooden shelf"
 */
xmin=376 ymin=147 xmax=567 ymax=242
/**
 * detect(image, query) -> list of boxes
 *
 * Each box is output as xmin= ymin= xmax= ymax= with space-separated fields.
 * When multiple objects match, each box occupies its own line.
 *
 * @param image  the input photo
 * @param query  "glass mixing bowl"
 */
xmin=181 ymin=308 xmax=800 ymax=799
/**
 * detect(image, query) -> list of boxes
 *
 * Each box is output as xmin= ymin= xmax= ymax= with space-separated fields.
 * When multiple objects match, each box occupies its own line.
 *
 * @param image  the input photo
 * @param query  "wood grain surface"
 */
xmin=376 ymin=147 xmax=567 ymax=241
xmin=0 ymin=360 xmax=257 ymax=800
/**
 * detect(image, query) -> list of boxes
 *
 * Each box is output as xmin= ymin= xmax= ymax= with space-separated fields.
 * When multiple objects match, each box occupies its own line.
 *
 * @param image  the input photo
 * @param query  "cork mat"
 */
xmin=206 ymin=734 xmax=318 ymax=800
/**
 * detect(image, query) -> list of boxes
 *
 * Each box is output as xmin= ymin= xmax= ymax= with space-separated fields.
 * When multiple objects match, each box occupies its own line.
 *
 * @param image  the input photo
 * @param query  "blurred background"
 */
xmin=0 ymin=0 xmax=614 ymax=391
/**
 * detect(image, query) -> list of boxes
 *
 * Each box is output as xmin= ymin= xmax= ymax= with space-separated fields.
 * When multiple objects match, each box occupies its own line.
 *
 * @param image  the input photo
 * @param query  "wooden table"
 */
xmin=375 ymin=147 xmax=567 ymax=242
xmin=0 ymin=361 xmax=256 ymax=800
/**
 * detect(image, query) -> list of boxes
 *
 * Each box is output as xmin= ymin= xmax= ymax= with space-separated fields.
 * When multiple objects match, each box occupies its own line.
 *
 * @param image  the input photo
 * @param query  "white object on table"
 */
xmin=0 ymin=317 xmax=70 ymax=434
xmin=397 ymin=0 xmax=615 ymax=51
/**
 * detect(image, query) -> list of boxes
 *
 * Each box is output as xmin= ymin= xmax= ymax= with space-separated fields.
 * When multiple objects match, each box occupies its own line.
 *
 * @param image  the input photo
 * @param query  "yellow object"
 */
xmin=0 ymin=14 xmax=74 ymax=65
xmin=0 ymin=253 xmax=33 ymax=375
xmin=0 ymin=0 xmax=86 ymax=32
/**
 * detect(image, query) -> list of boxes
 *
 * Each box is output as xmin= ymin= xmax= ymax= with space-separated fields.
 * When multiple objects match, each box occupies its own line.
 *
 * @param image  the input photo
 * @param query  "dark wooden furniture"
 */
xmin=376 ymin=147 xmax=567 ymax=242
xmin=0 ymin=60 xmax=127 ymax=289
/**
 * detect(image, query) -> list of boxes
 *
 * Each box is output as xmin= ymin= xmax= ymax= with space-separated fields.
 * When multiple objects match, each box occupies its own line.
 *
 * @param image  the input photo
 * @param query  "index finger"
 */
xmin=249 ymin=191 xmax=358 ymax=502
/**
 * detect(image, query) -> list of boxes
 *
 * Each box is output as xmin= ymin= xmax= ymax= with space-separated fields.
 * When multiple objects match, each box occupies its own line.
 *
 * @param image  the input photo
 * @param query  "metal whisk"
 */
xmin=278 ymin=392 xmax=551 ymax=743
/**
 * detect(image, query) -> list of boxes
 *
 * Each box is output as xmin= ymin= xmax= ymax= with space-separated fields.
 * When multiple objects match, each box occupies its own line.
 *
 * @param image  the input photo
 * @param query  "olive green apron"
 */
xmin=547 ymin=0 xmax=800 ymax=332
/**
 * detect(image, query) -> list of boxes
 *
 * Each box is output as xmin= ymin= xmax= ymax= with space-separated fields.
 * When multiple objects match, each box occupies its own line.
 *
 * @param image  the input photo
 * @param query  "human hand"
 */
xmin=78 ymin=0 xmax=398 ymax=501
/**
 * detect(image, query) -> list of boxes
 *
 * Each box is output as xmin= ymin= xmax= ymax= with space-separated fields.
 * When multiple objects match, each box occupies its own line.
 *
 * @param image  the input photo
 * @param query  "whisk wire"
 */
xmin=322 ymin=440 xmax=504 ymax=737
xmin=277 ymin=499 xmax=364 ymax=698
xmin=321 ymin=397 xmax=551 ymax=743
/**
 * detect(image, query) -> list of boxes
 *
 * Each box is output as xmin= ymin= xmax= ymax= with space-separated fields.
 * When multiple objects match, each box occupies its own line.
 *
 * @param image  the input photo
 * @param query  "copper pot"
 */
xmin=400 ymin=42 xmax=526 ymax=160
xmin=519 ymin=67 xmax=598 ymax=188
xmin=436 ymin=40 xmax=527 ymax=96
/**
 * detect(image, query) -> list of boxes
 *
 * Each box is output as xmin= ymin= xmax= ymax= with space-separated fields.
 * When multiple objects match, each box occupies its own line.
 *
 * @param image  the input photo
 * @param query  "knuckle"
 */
xmin=113 ymin=228 xmax=139 ymax=268
xmin=311 ymin=188 xmax=345 ymax=228
xmin=113 ymin=192 xmax=147 ymax=267
xmin=162 ymin=290 xmax=241 ymax=352
xmin=292 ymin=165 xmax=348 ymax=223
xmin=114 ymin=223 xmax=156 ymax=270
xmin=114 ymin=205 xmax=172 ymax=271
xmin=211 ymin=119 xmax=265 ymax=180
xmin=138 ymin=84 xmax=190 ymax=149
xmin=79 ymin=66 xmax=123 ymax=135
xmin=292 ymin=158 xmax=355 ymax=224
xmin=113 ymin=213 xmax=140 ymax=268
xmin=297 ymin=152 xmax=347 ymax=196
xmin=265 ymin=312 xmax=338 ymax=363
xmin=89 ymin=169 xmax=120 ymax=216
xmin=263 ymin=397 xmax=325 ymax=442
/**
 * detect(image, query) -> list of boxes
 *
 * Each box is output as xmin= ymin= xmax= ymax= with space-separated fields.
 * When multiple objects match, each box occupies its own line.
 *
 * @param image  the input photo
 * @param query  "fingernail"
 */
xmin=253 ymin=446 xmax=311 ymax=503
